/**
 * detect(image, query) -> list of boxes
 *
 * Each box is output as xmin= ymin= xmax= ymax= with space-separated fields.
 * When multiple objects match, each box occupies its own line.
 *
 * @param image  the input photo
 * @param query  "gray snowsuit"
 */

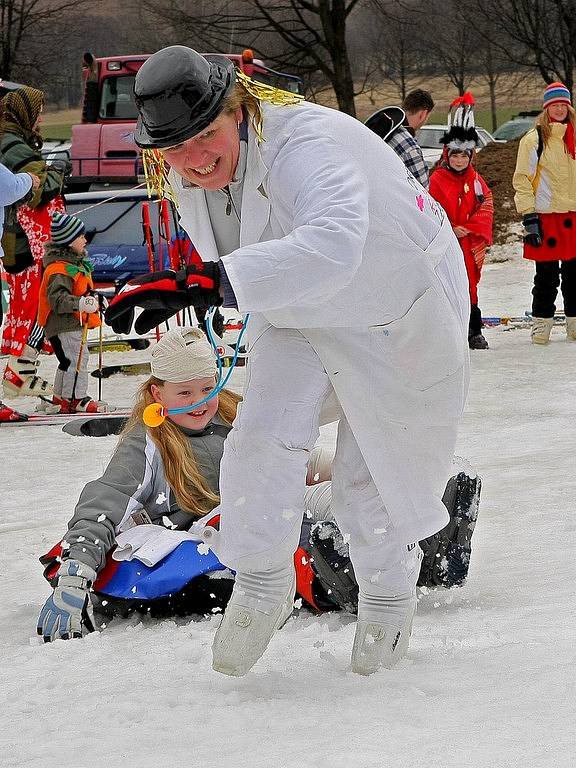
xmin=64 ymin=417 xmax=231 ymax=572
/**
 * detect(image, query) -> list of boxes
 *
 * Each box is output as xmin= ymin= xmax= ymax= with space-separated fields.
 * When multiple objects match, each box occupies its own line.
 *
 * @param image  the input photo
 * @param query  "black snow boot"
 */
xmin=418 ymin=470 xmax=482 ymax=588
xmin=308 ymin=521 xmax=359 ymax=614
xmin=468 ymin=332 xmax=489 ymax=350
xmin=468 ymin=304 xmax=489 ymax=349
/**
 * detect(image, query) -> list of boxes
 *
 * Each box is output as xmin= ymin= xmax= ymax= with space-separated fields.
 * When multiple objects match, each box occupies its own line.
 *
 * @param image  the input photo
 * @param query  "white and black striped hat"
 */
xmin=50 ymin=212 xmax=86 ymax=247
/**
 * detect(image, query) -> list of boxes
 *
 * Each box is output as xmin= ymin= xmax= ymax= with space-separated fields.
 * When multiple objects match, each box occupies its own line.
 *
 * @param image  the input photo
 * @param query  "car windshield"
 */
xmin=416 ymin=126 xmax=492 ymax=149
xmin=493 ymin=120 xmax=534 ymax=141
xmin=415 ymin=128 xmax=446 ymax=148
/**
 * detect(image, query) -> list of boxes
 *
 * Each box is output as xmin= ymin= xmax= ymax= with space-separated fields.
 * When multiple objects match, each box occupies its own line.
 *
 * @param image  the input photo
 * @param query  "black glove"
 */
xmin=195 ymin=306 xmax=225 ymax=339
xmin=49 ymin=158 xmax=73 ymax=178
xmin=522 ymin=213 xmax=542 ymax=247
xmin=105 ymin=262 xmax=222 ymax=335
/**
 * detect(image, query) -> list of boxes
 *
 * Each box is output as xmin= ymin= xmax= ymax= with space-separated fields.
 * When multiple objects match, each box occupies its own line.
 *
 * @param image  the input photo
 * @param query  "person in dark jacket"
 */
xmin=0 ymin=86 xmax=67 ymax=399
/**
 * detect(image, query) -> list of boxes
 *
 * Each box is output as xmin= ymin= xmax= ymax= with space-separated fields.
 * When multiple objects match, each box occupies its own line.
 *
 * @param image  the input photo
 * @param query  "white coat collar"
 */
xmin=239 ymin=123 xmax=271 ymax=247
xmin=168 ymin=120 xmax=271 ymax=260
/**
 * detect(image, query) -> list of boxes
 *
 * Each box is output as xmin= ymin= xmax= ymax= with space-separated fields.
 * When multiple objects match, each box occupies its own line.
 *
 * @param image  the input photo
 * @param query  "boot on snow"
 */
xmin=565 ymin=316 xmax=576 ymax=341
xmin=307 ymin=520 xmax=359 ymax=614
xmin=3 ymin=345 xmax=52 ymax=398
xmin=351 ymin=593 xmax=416 ymax=675
xmin=0 ymin=401 xmax=28 ymax=422
xmin=58 ymin=396 xmax=114 ymax=414
xmin=35 ymin=397 xmax=62 ymax=415
xmin=418 ymin=470 xmax=481 ymax=588
xmin=531 ymin=317 xmax=554 ymax=345
xmin=212 ymin=568 xmax=295 ymax=676
xmin=468 ymin=332 xmax=489 ymax=350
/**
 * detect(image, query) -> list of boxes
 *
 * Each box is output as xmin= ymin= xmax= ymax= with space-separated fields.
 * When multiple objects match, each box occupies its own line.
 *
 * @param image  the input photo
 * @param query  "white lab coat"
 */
xmin=171 ymin=101 xmax=470 ymax=564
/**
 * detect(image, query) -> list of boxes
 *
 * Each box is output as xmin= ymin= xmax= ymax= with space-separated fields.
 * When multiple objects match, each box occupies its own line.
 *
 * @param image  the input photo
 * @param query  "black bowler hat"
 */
xmin=134 ymin=46 xmax=236 ymax=149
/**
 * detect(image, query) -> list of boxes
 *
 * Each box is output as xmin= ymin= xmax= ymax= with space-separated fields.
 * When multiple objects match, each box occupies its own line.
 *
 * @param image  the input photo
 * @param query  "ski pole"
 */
xmin=159 ymin=199 xmax=182 ymax=325
xmin=142 ymin=201 xmax=161 ymax=341
xmin=71 ymin=317 xmax=89 ymax=408
xmin=167 ymin=199 xmax=195 ymax=326
xmin=97 ymin=297 xmax=104 ymax=402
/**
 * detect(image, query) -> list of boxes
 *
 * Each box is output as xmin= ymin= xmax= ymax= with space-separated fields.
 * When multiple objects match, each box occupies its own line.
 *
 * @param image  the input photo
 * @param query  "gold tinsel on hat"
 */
xmin=141 ymin=72 xmax=304 ymax=201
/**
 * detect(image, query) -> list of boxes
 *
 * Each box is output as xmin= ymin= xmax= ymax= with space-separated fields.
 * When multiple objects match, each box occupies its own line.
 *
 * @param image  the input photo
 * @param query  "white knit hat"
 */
xmin=150 ymin=327 xmax=217 ymax=382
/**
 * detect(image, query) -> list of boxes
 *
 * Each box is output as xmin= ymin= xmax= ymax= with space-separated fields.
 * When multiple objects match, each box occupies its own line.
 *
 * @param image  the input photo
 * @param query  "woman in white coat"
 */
xmin=106 ymin=46 xmax=470 ymax=676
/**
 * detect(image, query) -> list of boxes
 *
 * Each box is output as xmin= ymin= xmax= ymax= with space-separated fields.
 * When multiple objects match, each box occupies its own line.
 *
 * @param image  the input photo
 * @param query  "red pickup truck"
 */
xmin=69 ymin=50 xmax=303 ymax=189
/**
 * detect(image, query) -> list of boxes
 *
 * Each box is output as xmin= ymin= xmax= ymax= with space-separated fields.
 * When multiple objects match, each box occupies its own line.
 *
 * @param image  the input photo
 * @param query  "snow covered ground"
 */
xmin=1 ymin=243 xmax=575 ymax=768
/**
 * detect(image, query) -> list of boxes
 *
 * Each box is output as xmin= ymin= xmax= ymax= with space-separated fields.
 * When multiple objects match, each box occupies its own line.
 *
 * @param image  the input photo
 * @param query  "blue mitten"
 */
xmin=37 ymin=560 xmax=97 ymax=642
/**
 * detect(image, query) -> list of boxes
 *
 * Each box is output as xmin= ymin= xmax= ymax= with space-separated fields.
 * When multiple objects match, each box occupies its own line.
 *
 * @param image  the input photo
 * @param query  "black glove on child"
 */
xmin=522 ymin=213 xmax=543 ymax=247
xmin=105 ymin=262 xmax=222 ymax=335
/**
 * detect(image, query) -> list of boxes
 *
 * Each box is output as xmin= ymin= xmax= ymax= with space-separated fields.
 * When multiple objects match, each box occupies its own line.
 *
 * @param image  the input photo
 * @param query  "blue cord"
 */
xmin=162 ymin=309 xmax=249 ymax=416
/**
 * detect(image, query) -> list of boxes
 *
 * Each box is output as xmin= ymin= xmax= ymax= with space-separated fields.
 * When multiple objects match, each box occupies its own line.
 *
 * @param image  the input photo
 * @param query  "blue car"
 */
xmin=65 ymin=188 xmax=197 ymax=288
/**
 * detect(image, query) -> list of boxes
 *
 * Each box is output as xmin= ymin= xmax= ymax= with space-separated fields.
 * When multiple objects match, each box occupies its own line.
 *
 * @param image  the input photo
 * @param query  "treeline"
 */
xmin=1 ymin=0 xmax=574 ymax=125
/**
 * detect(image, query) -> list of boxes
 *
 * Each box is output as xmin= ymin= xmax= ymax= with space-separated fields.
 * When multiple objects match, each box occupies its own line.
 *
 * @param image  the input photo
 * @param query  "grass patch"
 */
xmin=42 ymin=122 xmax=73 ymax=140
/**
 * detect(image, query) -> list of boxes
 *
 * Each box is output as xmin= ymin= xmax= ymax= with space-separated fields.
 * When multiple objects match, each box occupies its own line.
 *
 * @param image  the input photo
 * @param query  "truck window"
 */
xmin=252 ymin=70 xmax=302 ymax=94
xmin=100 ymin=75 xmax=139 ymax=120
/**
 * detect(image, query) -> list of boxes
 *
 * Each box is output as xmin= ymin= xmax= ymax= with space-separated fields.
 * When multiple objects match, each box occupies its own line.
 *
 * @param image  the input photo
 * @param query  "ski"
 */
xmin=91 ymin=348 xmax=246 ymax=379
xmin=0 ymin=410 xmax=132 ymax=428
xmin=87 ymin=337 xmax=152 ymax=353
xmin=482 ymin=313 xmax=565 ymax=327
xmin=91 ymin=362 xmax=152 ymax=379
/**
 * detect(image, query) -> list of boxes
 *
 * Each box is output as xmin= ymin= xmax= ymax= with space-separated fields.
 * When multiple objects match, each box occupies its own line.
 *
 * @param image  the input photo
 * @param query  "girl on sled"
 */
xmin=38 ymin=327 xmax=480 ymax=644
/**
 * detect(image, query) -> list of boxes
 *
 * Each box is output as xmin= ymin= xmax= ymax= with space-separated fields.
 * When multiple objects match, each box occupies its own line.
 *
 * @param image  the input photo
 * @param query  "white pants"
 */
xmin=53 ymin=330 xmax=88 ymax=400
xmin=210 ymin=315 xmax=421 ymax=595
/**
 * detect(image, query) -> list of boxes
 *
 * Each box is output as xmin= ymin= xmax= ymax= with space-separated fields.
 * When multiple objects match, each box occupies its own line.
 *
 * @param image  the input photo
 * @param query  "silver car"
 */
xmin=415 ymin=124 xmax=496 ymax=168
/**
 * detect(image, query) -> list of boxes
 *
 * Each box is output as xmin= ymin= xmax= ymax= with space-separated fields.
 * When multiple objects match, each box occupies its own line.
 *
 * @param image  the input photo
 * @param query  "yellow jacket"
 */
xmin=513 ymin=124 xmax=576 ymax=215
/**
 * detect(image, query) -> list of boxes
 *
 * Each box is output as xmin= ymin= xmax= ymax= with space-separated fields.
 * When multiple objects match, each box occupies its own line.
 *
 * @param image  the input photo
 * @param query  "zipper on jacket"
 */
xmin=222 ymin=186 xmax=240 ymax=221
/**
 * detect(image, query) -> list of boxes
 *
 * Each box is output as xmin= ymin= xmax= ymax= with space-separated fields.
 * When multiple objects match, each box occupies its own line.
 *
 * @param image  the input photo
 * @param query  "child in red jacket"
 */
xmin=429 ymin=94 xmax=494 ymax=349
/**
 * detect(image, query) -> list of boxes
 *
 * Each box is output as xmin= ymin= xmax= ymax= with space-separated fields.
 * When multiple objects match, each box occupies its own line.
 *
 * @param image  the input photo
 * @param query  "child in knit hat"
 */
xmin=513 ymin=82 xmax=576 ymax=344
xmin=37 ymin=212 xmax=112 ymax=413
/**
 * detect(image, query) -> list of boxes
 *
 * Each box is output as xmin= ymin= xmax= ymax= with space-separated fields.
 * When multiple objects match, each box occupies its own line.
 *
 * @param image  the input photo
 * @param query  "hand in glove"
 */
xmin=522 ymin=213 xmax=543 ymax=247
xmin=49 ymin=158 xmax=73 ymax=178
xmin=78 ymin=295 xmax=99 ymax=314
xmin=37 ymin=559 xmax=97 ymax=642
xmin=105 ymin=262 xmax=222 ymax=335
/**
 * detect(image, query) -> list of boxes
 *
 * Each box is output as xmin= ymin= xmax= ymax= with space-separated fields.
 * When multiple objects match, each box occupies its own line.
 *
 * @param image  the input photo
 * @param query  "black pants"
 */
xmin=532 ymin=259 xmax=576 ymax=318
xmin=469 ymin=304 xmax=483 ymax=337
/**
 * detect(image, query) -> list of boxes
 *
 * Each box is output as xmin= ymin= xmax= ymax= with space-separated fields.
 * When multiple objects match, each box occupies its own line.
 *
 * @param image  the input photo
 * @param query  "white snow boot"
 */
xmin=212 ymin=567 xmax=295 ymax=677
xmin=3 ymin=345 xmax=53 ymax=398
xmin=530 ymin=317 xmax=554 ymax=345
xmin=565 ymin=316 xmax=576 ymax=341
xmin=351 ymin=591 xmax=416 ymax=675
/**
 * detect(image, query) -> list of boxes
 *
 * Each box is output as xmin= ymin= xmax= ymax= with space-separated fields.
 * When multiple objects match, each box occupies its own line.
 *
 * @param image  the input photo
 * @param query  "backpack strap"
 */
xmin=530 ymin=126 xmax=544 ymax=194
xmin=536 ymin=125 xmax=544 ymax=161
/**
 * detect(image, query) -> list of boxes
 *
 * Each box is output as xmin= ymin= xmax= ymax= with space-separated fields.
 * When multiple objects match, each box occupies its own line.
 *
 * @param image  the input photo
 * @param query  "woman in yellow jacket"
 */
xmin=513 ymin=82 xmax=576 ymax=344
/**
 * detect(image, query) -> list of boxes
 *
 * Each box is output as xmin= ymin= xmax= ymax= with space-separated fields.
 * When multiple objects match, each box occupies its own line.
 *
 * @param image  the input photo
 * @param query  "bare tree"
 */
xmin=414 ymin=0 xmax=479 ymax=96
xmin=473 ymin=0 xmax=576 ymax=94
xmin=367 ymin=1 xmax=420 ymax=101
xmin=0 ymin=0 xmax=91 ymax=80
xmin=141 ymin=0 xmax=368 ymax=116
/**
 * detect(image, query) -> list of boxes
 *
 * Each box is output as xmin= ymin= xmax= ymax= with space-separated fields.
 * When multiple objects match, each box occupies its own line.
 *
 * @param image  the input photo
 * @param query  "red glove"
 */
xmin=105 ymin=263 xmax=222 ymax=335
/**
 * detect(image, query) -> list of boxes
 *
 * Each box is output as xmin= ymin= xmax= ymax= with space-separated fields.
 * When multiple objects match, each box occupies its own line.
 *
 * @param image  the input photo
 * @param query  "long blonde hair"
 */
xmin=121 ymin=377 xmax=241 ymax=519
xmin=536 ymin=104 xmax=576 ymax=147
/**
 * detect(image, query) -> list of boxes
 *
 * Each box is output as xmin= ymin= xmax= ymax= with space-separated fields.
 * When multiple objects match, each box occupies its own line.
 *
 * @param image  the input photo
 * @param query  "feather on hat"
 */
xmin=441 ymin=92 xmax=480 ymax=150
